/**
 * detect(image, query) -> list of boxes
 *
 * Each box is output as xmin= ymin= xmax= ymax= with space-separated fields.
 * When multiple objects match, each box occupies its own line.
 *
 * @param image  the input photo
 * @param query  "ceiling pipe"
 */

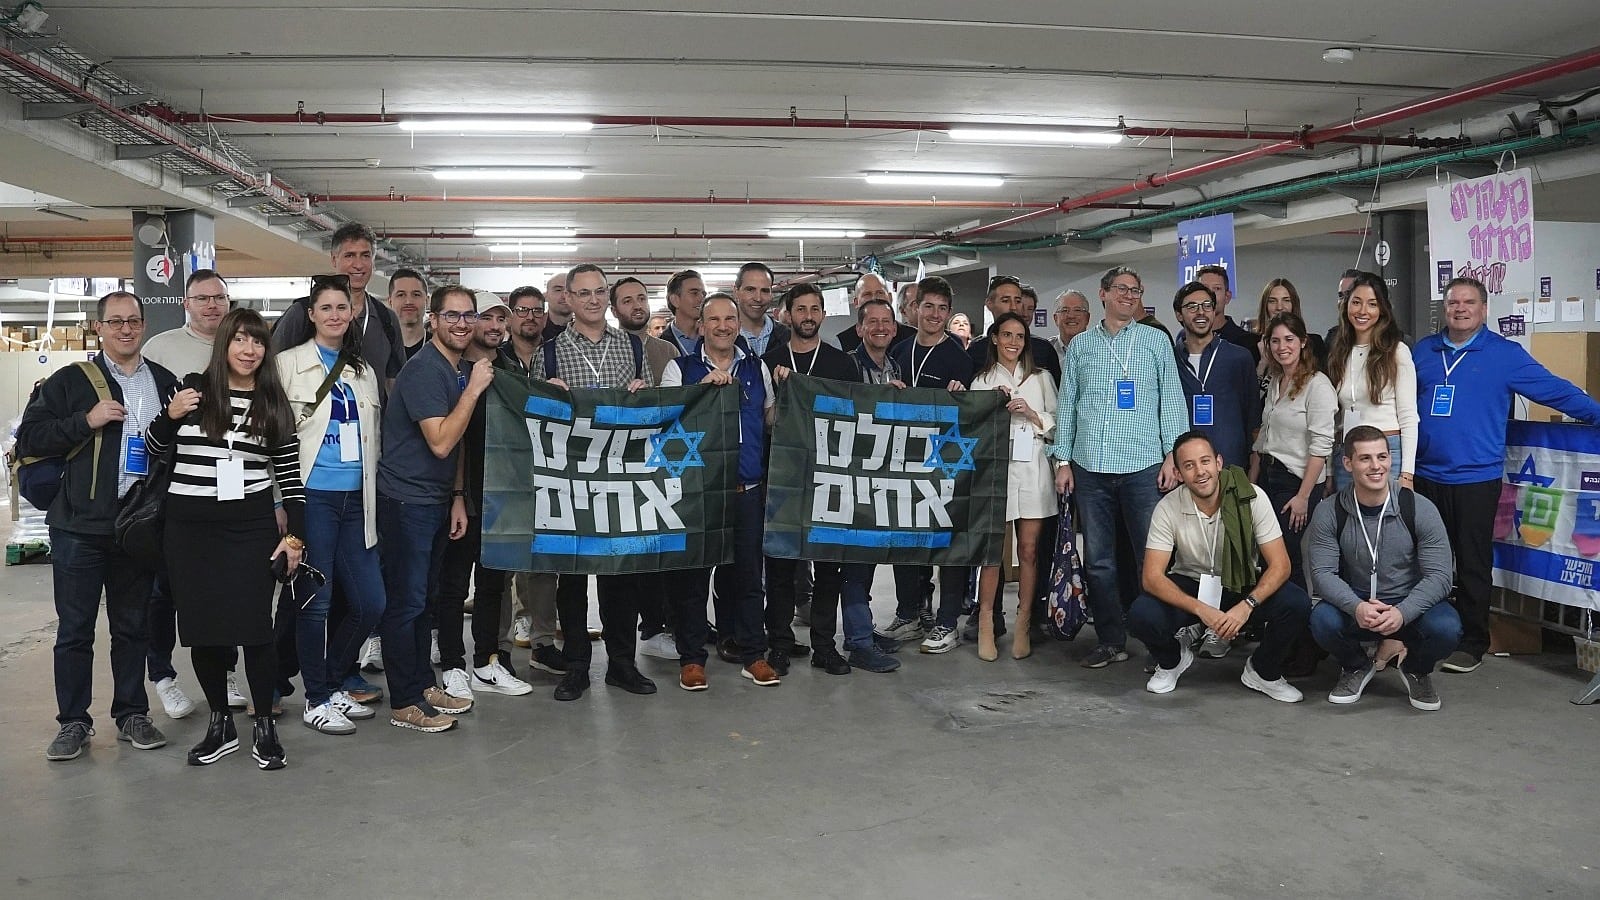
xmin=908 ymin=43 xmax=1600 ymax=250
xmin=308 ymin=194 xmax=1159 ymax=211
xmin=374 ymin=231 xmax=921 ymax=241
xmin=155 ymin=109 xmax=1427 ymax=147
xmin=0 ymin=235 xmax=131 ymax=244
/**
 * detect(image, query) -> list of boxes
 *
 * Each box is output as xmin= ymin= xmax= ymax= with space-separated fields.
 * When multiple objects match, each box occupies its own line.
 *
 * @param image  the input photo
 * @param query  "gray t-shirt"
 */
xmin=271 ymin=290 xmax=406 ymax=400
xmin=377 ymin=342 xmax=466 ymax=503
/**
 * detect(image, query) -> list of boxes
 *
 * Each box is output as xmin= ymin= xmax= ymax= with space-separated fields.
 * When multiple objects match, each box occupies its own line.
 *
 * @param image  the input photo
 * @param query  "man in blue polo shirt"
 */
xmin=1413 ymin=276 xmax=1600 ymax=673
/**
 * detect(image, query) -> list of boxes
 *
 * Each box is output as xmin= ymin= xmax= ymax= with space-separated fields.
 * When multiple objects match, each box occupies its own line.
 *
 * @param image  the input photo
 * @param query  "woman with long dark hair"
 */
xmin=148 ymin=308 xmax=304 ymax=770
xmin=278 ymin=277 xmax=385 ymax=736
xmin=1250 ymin=312 xmax=1337 ymax=588
xmin=1326 ymin=272 xmax=1416 ymax=491
xmin=969 ymin=313 xmax=1057 ymax=662
xmin=1253 ymin=278 xmax=1326 ymax=373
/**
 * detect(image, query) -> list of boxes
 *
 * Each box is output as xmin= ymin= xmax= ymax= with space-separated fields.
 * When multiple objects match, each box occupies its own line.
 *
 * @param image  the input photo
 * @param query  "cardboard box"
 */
xmin=1488 ymin=612 xmax=1543 ymax=655
xmin=1529 ymin=332 xmax=1600 ymax=422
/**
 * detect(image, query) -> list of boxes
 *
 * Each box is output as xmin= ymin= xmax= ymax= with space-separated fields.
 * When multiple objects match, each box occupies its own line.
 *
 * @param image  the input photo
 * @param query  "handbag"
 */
xmin=114 ymin=425 xmax=178 ymax=573
xmin=1042 ymin=490 xmax=1089 ymax=641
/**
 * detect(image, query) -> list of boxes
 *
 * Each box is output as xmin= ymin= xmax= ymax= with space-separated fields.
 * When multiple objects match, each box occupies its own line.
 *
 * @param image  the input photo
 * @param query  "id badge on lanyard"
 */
xmin=124 ymin=432 xmax=149 ymax=476
xmin=1192 ymin=394 xmax=1215 ymax=426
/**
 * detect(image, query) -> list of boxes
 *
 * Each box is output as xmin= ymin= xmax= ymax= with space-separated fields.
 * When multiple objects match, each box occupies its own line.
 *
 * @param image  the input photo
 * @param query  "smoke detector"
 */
xmin=1322 ymin=47 xmax=1356 ymax=64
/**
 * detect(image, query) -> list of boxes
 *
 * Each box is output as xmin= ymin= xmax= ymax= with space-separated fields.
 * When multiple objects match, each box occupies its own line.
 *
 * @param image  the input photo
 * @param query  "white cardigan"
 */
xmin=1335 ymin=341 xmax=1418 ymax=476
xmin=276 ymin=340 xmax=383 ymax=547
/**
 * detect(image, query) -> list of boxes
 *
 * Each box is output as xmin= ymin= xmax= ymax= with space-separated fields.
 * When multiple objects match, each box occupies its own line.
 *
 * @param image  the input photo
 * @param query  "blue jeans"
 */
xmin=838 ymin=564 xmax=881 ymax=651
xmin=300 ymin=490 xmax=386 ymax=706
xmin=1332 ymin=433 xmax=1403 ymax=491
xmin=49 ymin=527 xmax=153 ymax=728
xmin=1072 ymin=462 xmax=1163 ymax=649
xmin=891 ymin=564 xmax=968 ymax=629
xmin=1127 ymin=575 xmax=1312 ymax=680
xmin=376 ymin=494 xmax=450 ymax=709
xmin=1309 ymin=601 xmax=1462 ymax=675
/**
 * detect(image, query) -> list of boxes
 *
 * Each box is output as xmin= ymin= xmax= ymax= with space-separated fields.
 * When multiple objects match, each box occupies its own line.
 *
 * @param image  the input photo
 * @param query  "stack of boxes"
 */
xmin=0 ymin=325 xmax=98 ymax=352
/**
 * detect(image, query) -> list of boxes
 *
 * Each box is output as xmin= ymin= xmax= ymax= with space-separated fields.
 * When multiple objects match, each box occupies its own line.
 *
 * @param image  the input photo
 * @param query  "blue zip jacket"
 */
xmin=1413 ymin=326 xmax=1600 ymax=483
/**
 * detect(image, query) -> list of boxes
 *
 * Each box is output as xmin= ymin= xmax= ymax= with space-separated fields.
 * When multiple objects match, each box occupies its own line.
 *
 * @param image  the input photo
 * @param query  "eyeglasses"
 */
xmin=434 ymin=310 xmax=481 ymax=324
xmin=511 ymin=305 xmax=546 ymax=318
xmin=1179 ymin=300 xmax=1217 ymax=314
xmin=185 ymin=293 xmax=229 ymax=307
xmin=312 ymin=274 xmax=351 ymax=290
xmin=1108 ymin=284 xmax=1145 ymax=298
xmin=100 ymin=317 xmax=144 ymax=330
xmin=571 ymin=287 xmax=608 ymax=302
xmin=1058 ymin=307 xmax=1091 ymax=317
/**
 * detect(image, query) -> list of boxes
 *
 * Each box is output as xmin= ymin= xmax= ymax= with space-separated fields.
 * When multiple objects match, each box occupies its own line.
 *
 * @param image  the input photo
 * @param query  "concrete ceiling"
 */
xmin=1 ymin=2 xmax=1598 ymax=285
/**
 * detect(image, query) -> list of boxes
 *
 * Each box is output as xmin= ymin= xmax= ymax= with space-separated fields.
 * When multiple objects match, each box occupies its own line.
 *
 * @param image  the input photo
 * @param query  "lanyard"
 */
xmin=911 ymin=334 xmax=948 ymax=385
xmin=1193 ymin=492 xmax=1223 ymax=574
xmin=788 ymin=345 xmax=818 ymax=376
xmin=1099 ymin=326 xmax=1137 ymax=380
xmin=226 ymin=398 xmax=253 ymax=458
xmin=1357 ymin=492 xmax=1391 ymax=578
xmin=576 ymin=335 xmax=613 ymax=385
xmin=1189 ymin=343 xmax=1219 ymax=391
xmin=1440 ymin=348 xmax=1469 ymax=384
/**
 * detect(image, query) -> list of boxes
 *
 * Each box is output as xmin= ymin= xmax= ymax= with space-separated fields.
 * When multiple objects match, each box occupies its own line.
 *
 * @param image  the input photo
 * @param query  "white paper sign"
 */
xmin=1562 ymin=297 xmax=1585 ymax=322
xmin=1426 ymin=169 xmax=1537 ymax=303
xmin=1533 ymin=297 xmax=1555 ymax=323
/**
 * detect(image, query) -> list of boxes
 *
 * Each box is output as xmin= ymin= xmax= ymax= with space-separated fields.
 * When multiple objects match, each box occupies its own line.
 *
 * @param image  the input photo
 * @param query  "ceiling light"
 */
xmin=473 ymin=227 xmax=578 ymax=238
xmin=945 ymin=128 xmax=1123 ymax=146
xmin=488 ymin=244 xmax=580 ymax=254
xmin=1322 ymin=47 xmax=1356 ymax=64
xmin=433 ymin=168 xmax=584 ymax=182
xmin=767 ymin=229 xmax=866 ymax=239
xmin=399 ymin=119 xmax=593 ymax=134
xmin=865 ymin=172 xmax=1005 ymax=188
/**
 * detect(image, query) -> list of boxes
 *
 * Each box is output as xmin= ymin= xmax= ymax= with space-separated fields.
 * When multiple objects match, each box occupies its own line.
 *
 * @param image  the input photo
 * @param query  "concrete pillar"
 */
xmin=1370 ymin=210 xmax=1430 ymax=339
xmin=132 ymin=210 xmax=215 ymax=334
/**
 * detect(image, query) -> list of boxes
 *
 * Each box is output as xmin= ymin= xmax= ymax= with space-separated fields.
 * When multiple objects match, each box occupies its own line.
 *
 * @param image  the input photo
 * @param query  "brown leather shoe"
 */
xmin=679 ymin=664 xmax=708 ymax=692
xmin=740 ymin=659 xmax=780 ymax=686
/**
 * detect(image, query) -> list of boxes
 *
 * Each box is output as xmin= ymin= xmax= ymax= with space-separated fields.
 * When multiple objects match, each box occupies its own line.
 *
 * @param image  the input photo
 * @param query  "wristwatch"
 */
xmin=1243 ymin=594 xmax=1260 ymax=609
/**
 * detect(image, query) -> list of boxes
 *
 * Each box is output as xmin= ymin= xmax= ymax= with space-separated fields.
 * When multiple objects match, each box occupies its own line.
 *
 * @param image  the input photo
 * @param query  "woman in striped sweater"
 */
xmin=148 ymin=308 xmax=305 ymax=771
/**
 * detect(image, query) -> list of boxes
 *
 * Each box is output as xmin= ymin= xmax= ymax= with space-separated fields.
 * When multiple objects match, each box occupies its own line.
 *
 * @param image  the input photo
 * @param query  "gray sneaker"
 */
xmin=1080 ymin=644 xmax=1130 ymax=669
xmin=117 ymin=714 xmax=167 ymax=750
xmin=45 ymin=723 xmax=94 ymax=761
xmin=1198 ymin=631 xmax=1232 ymax=658
xmin=1439 ymin=650 xmax=1481 ymax=673
xmin=1397 ymin=669 xmax=1441 ymax=711
xmin=1328 ymin=663 xmax=1376 ymax=704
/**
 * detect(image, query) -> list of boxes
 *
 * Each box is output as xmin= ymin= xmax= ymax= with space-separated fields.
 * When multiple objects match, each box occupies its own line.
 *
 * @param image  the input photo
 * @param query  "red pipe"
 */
xmin=310 ymin=194 xmax=1059 ymax=209
xmin=158 ymin=109 xmax=1418 ymax=146
xmin=375 ymin=231 xmax=921 ymax=241
xmin=0 ymin=235 xmax=131 ymax=244
xmin=938 ymin=43 xmax=1600 ymax=245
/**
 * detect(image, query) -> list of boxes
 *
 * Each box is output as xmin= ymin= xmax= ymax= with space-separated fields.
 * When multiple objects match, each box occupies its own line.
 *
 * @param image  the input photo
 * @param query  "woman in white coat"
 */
xmin=277 ymin=275 xmax=385 ymax=736
xmin=970 ymin=313 xmax=1057 ymax=662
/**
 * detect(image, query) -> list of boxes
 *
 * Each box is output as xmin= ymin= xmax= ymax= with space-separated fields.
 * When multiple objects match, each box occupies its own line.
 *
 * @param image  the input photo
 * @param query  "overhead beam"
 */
xmin=1328 ymin=184 xmax=1378 ymax=203
xmin=1120 ymin=228 xmax=1154 ymax=244
xmin=1239 ymin=201 xmax=1289 ymax=219
xmin=1063 ymin=238 xmax=1103 ymax=253
xmin=1440 ymin=162 xmax=1498 ymax=180
xmin=267 ymin=214 xmax=307 ymax=226
xmin=111 ymin=93 xmax=156 ymax=110
xmin=23 ymin=102 xmax=95 ymax=120
xmin=114 ymin=143 xmax=177 ymax=161
xmin=226 ymin=195 xmax=265 ymax=208
xmin=181 ymin=173 xmax=231 ymax=188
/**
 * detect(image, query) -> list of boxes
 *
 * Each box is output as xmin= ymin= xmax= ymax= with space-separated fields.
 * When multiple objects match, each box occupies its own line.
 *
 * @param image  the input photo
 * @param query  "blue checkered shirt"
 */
xmin=1049 ymin=321 xmax=1188 ymax=474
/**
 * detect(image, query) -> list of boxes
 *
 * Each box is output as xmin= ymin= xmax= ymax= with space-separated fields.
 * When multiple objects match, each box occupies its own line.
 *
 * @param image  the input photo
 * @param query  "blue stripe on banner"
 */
xmin=593 ymin=405 xmax=684 ymax=426
xmin=814 ymin=395 xmax=855 ymax=417
xmin=1494 ymin=541 xmax=1600 ymax=593
xmin=524 ymin=395 xmax=574 ymax=421
xmin=807 ymin=526 xmax=953 ymax=549
xmin=1507 ymin=421 xmax=1600 ymax=455
xmin=532 ymin=533 xmax=689 ymax=556
xmin=873 ymin=402 xmax=958 ymax=424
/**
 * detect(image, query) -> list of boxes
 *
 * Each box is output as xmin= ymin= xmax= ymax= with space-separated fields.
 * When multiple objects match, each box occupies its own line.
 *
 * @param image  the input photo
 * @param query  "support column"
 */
xmin=1371 ymin=210 xmax=1429 ymax=339
xmin=132 ymin=209 xmax=215 ymax=335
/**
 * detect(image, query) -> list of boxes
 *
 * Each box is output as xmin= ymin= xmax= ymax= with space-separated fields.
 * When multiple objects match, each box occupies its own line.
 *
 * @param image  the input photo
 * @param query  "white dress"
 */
xmin=972 ymin=363 xmax=1058 ymax=521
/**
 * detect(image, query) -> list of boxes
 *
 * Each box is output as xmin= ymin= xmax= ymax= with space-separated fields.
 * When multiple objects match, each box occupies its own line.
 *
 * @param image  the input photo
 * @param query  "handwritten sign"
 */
xmin=1427 ymin=169 xmax=1537 ymax=299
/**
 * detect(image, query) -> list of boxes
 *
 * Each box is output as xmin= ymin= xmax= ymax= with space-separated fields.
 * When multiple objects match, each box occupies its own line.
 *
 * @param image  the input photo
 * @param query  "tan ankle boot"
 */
xmin=978 ymin=614 xmax=998 ymax=661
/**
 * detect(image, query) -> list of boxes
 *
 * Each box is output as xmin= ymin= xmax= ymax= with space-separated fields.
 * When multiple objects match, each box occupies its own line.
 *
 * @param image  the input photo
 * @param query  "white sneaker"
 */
xmin=359 ymin=635 xmax=384 ymax=672
xmin=920 ymin=624 xmax=959 ymax=654
xmin=1146 ymin=639 xmax=1195 ymax=694
xmin=639 ymin=633 xmax=680 ymax=660
xmin=512 ymin=616 xmax=533 ymax=649
xmin=329 ymin=691 xmax=377 ymax=720
xmin=471 ymin=655 xmax=534 ymax=696
xmin=1241 ymin=658 xmax=1304 ymax=703
xmin=1198 ymin=631 xmax=1233 ymax=658
xmin=302 ymin=701 xmax=356 ymax=735
xmin=430 ymin=629 xmax=441 ymax=666
xmin=876 ymin=615 xmax=926 ymax=643
xmin=442 ymin=667 xmax=474 ymax=701
xmin=225 ymin=672 xmax=248 ymax=709
xmin=154 ymin=677 xmax=195 ymax=719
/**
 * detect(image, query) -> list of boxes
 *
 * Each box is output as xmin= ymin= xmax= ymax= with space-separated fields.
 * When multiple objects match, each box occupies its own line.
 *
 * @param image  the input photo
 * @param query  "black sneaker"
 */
xmin=810 ymin=648 xmax=852 ymax=675
xmin=604 ymin=664 xmax=658 ymax=695
xmin=45 ymin=722 xmax=94 ymax=761
xmin=767 ymin=649 xmax=791 ymax=676
xmin=1080 ymin=644 xmax=1130 ymax=669
xmin=786 ymin=642 xmax=811 ymax=659
xmin=529 ymin=644 xmax=570 ymax=675
xmin=251 ymin=717 xmax=287 ymax=770
xmin=873 ymin=634 xmax=902 ymax=654
xmin=848 ymin=645 xmax=902 ymax=673
xmin=116 ymin=713 xmax=167 ymax=750
xmin=554 ymin=669 xmax=591 ymax=701
xmin=715 ymin=636 xmax=741 ymax=664
xmin=187 ymin=712 xmax=239 ymax=766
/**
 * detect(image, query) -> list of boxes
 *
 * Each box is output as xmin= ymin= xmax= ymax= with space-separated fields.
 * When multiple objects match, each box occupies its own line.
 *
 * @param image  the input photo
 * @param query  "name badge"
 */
xmin=1192 ymin=394 xmax=1215 ymax=427
xmin=1369 ymin=571 xmax=1379 ymax=602
xmin=124 ymin=433 xmax=149 ymax=476
xmin=1011 ymin=423 xmax=1036 ymax=462
xmin=1198 ymin=573 xmax=1223 ymax=609
xmin=1431 ymin=384 xmax=1455 ymax=417
xmin=338 ymin=422 xmax=361 ymax=462
xmin=457 ymin=373 xmax=468 ymax=392
xmin=216 ymin=457 xmax=246 ymax=501
xmin=1115 ymin=379 xmax=1136 ymax=410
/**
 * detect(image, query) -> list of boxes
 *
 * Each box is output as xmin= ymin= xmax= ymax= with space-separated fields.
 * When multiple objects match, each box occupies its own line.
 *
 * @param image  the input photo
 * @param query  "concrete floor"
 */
xmin=2 ymin=541 xmax=1599 ymax=900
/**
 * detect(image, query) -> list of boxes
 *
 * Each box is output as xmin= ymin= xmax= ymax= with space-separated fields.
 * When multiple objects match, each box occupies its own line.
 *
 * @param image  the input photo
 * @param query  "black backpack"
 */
xmin=1335 ymin=487 xmax=1417 ymax=546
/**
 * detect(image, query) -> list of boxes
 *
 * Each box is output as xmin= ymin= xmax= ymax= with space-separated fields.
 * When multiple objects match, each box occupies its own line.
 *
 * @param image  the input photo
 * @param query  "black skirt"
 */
xmin=165 ymin=491 xmax=280 ymax=647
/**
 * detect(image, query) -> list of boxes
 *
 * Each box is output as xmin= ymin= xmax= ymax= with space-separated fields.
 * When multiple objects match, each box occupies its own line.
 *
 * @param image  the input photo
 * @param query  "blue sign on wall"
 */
xmin=1176 ymin=213 xmax=1237 ymax=290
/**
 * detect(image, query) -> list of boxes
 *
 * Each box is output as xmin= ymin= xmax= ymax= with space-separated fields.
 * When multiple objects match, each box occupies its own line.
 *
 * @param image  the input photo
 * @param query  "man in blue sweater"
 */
xmin=1413 ymin=276 xmax=1600 ymax=673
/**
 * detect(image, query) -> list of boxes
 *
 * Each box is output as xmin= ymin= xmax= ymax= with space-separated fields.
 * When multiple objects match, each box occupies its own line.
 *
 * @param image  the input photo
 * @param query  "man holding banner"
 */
xmin=1413 ymin=276 xmax=1600 ymax=674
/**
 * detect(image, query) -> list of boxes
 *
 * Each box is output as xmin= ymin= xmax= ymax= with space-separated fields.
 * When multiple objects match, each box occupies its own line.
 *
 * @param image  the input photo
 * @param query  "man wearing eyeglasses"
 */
xmin=271 ymin=223 xmax=407 ymax=399
xmin=1173 ymin=281 xmax=1260 ymax=484
xmin=1051 ymin=291 xmax=1092 ymax=357
xmin=21 ymin=291 xmax=182 ymax=760
xmin=1050 ymin=266 xmax=1189 ymax=669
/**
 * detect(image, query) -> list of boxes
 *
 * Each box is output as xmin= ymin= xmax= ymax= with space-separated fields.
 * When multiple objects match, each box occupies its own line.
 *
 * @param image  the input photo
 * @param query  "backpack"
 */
xmin=542 ymin=331 xmax=645 ymax=383
xmin=1335 ymin=487 xmax=1417 ymax=547
xmin=10 ymin=361 xmax=113 ymax=512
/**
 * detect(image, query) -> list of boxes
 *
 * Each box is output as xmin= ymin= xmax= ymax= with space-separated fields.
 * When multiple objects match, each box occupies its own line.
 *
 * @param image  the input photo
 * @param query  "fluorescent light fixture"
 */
xmin=946 ymin=128 xmax=1123 ymax=146
xmin=399 ymin=119 xmax=593 ymax=133
xmin=433 ymin=168 xmax=584 ymax=182
xmin=488 ymin=244 xmax=580 ymax=254
xmin=473 ymin=227 xmax=578 ymax=238
xmin=767 ymin=229 xmax=866 ymax=239
xmin=864 ymin=172 xmax=1005 ymax=188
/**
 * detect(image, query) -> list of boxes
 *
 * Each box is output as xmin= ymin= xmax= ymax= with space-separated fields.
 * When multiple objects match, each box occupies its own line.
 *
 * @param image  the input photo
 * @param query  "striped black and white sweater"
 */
xmin=147 ymin=388 xmax=306 ymax=536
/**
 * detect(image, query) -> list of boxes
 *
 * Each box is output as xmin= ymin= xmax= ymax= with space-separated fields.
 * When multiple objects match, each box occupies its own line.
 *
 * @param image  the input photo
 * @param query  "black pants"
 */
xmin=767 ymin=557 xmax=839 ymax=652
xmin=1127 ymin=575 xmax=1312 ymax=680
xmin=436 ymin=515 xmax=510 ymax=669
xmin=1259 ymin=456 xmax=1323 ymax=590
xmin=668 ymin=568 xmax=712 ymax=667
xmin=555 ymin=573 xmax=640 ymax=672
xmin=1415 ymin=475 xmax=1501 ymax=659
xmin=192 ymin=643 xmax=276 ymax=716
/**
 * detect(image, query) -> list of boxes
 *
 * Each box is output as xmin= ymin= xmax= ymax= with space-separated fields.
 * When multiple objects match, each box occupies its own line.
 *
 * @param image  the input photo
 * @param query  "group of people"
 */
xmin=23 ymin=220 xmax=1600 ymax=772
